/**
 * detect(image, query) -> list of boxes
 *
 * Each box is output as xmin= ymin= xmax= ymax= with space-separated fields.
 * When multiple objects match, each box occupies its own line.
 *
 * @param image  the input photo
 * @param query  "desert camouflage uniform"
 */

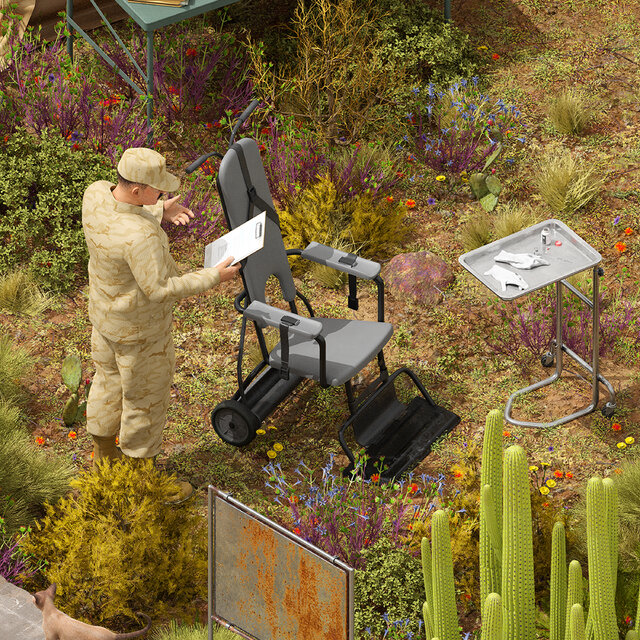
xmin=82 ymin=176 xmax=221 ymax=458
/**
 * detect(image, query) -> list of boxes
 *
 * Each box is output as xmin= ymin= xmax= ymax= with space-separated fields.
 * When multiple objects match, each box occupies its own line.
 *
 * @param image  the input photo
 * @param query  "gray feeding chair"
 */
xmin=187 ymin=101 xmax=460 ymax=480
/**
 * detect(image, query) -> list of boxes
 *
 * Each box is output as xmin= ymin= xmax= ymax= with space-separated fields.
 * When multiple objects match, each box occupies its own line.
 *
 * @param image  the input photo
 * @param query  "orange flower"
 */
xmin=624 ymin=227 xmax=633 ymax=235
xmin=565 ymin=472 xmax=573 ymax=479
xmin=612 ymin=423 xmax=622 ymax=431
xmin=492 ymin=53 xmax=500 ymax=60
xmin=371 ymin=473 xmax=380 ymax=483
xmin=554 ymin=470 xmax=563 ymax=478
xmin=453 ymin=470 xmax=463 ymax=478
xmin=542 ymin=502 xmax=550 ymax=508
xmin=68 ymin=431 xmax=77 ymax=440
xmin=407 ymin=482 xmax=418 ymax=494
xmin=35 ymin=436 xmax=45 ymax=446
xmin=614 ymin=467 xmax=623 ymax=474
xmin=615 ymin=241 xmax=627 ymax=252
xmin=503 ymin=430 xmax=511 ymax=437
xmin=386 ymin=196 xmax=394 ymax=203
xmin=115 ymin=436 xmax=119 ymax=446
xmin=90 ymin=451 xmax=95 ymax=459
xmin=293 ymin=527 xmax=300 ymax=535
xmin=406 ymin=199 xmax=416 ymax=208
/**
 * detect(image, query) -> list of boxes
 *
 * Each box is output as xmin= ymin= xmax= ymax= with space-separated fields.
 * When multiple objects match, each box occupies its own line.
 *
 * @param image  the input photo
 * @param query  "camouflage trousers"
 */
xmin=86 ymin=327 xmax=175 ymax=458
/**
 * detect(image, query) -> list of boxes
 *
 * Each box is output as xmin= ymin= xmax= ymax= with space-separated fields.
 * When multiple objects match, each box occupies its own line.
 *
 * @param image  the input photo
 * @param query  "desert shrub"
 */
xmin=246 ymin=0 xmax=407 ymax=144
xmin=548 ymin=88 xmax=593 ymax=136
xmin=354 ymin=537 xmax=424 ymax=639
xmin=279 ymin=174 xmax=409 ymax=266
xmin=19 ymin=458 xmax=207 ymax=629
xmin=375 ymin=0 xmax=480 ymax=89
xmin=0 ymin=427 xmax=75 ymax=539
xmin=460 ymin=214 xmax=493 ymax=252
xmin=0 ymin=332 xmax=34 ymax=408
xmin=535 ymin=148 xmax=603 ymax=214
xmin=0 ymin=267 xmax=53 ymax=316
xmin=493 ymin=201 xmax=540 ymax=240
xmin=0 ymin=125 xmax=115 ymax=293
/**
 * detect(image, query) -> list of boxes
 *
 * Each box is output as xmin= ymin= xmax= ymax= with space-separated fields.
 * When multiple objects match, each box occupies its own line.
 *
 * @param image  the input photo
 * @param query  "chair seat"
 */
xmin=268 ymin=317 xmax=393 ymax=386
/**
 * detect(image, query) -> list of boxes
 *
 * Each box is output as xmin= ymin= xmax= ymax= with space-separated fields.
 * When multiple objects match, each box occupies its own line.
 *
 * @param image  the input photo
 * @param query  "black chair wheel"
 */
xmin=541 ymin=352 xmax=555 ymax=367
xmin=601 ymin=402 xmax=616 ymax=418
xmin=211 ymin=400 xmax=260 ymax=446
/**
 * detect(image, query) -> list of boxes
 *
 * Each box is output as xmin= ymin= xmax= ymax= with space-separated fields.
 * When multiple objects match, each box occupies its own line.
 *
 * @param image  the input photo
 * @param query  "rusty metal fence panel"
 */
xmin=208 ymin=486 xmax=354 ymax=640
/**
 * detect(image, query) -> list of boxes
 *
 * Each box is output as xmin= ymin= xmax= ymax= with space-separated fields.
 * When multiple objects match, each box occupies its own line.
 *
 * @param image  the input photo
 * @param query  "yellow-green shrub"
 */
xmin=19 ymin=459 xmax=207 ymax=629
xmin=279 ymin=174 xmax=409 ymax=270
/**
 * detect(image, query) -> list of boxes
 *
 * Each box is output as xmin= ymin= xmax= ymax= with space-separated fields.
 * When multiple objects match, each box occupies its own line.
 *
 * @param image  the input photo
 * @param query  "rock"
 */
xmin=381 ymin=251 xmax=454 ymax=305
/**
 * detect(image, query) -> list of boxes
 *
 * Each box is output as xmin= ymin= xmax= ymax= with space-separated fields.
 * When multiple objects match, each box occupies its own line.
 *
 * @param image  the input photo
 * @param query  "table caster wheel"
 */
xmin=211 ymin=400 xmax=260 ymax=446
xmin=541 ymin=352 xmax=555 ymax=367
xmin=601 ymin=402 xmax=616 ymax=418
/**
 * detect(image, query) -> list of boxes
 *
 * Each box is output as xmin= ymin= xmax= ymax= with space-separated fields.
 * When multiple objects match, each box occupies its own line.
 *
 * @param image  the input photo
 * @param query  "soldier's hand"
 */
xmin=215 ymin=257 xmax=241 ymax=283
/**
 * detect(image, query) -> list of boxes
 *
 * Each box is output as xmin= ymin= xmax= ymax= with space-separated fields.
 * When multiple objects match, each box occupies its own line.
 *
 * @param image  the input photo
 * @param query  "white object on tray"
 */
xmin=494 ymin=250 xmax=549 ymax=270
xmin=484 ymin=264 xmax=529 ymax=292
xmin=204 ymin=211 xmax=266 ymax=267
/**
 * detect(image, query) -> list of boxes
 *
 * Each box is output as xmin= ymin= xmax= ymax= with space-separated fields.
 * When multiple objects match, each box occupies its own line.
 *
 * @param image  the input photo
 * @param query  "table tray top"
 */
xmin=458 ymin=218 xmax=601 ymax=300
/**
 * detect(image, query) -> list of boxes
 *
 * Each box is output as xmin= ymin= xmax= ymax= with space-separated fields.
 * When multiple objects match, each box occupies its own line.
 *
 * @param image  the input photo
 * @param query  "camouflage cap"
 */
xmin=117 ymin=147 xmax=180 ymax=192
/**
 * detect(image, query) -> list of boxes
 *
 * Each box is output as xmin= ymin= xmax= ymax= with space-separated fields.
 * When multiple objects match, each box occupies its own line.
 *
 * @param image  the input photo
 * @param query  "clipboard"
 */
xmin=204 ymin=212 xmax=266 ymax=268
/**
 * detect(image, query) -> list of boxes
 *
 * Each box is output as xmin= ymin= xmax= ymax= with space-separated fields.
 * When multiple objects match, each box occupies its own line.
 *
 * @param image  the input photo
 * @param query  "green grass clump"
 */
xmin=151 ymin=620 xmax=240 ymax=640
xmin=460 ymin=214 xmax=493 ymax=251
xmin=20 ymin=458 xmax=208 ymax=628
xmin=0 ymin=332 xmax=34 ymax=408
xmin=548 ymin=88 xmax=593 ymax=136
xmin=0 ymin=267 xmax=53 ymax=316
xmin=535 ymin=150 xmax=603 ymax=214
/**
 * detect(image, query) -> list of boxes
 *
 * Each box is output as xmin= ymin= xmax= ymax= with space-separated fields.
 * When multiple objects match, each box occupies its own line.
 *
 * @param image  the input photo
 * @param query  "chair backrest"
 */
xmin=216 ymin=138 xmax=297 ymax=305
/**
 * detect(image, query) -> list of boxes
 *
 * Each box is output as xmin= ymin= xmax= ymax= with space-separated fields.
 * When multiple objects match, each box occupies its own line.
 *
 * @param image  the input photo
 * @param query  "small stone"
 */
xmin=381 ymin=251 xmax=454 ymax=305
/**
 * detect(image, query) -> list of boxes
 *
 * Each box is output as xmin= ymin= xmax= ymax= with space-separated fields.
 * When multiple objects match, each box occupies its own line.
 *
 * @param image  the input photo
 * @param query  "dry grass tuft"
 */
xmin=0 ymin=268 xmax=52 ymax=316
xmin=548 ymin=88 xmax=593 ymax=136
xmin=493 ymin=201 xmax=541 ymax=240
xmin=460 ymin=214 xmax=493 ymax=252
xmin=535 ymin=149 xmax=603 ymax=214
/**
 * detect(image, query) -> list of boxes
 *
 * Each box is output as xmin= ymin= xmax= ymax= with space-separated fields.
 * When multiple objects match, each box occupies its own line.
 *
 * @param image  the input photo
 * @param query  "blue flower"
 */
xmin=427 ymin=197 xmax=436 ymax=205
xmin=411 ymin=87 xmax=419 ymax=95
xmin=472 ymin=76 xmax=479 ymax=85
xmin=614 ymin=215 xmax=621 ymax=225
xmin=548 ymin=446 xmax=554 ymax=451
xmin=48 ymin=74 xmax=55 ymax=82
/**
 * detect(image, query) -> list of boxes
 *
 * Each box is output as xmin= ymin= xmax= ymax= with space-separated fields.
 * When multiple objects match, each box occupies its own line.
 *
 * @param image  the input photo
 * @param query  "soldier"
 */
xmin=82 ymin=147 xmax=240 ymax=503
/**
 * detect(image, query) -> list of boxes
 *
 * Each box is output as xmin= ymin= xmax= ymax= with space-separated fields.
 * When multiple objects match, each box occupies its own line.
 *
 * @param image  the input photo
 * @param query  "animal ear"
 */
xmin=33 ymin=592 xmax=43 ymax=607
xmin=51 ymin=583 xmax=57 ymax=596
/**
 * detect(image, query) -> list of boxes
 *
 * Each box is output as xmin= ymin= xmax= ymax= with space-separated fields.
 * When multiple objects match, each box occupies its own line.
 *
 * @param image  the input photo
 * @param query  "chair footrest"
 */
xmin=344 ymin=396 xmax=460 ymax=481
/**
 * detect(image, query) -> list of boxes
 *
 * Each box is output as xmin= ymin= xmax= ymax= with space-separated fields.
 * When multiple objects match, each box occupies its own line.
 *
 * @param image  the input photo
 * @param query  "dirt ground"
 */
xmin=3 ymin=0 xmax=640 ymax=633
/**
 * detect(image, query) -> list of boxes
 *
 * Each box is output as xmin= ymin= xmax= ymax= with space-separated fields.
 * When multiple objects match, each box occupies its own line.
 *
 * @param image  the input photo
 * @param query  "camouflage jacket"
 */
xmin=82 ymin=181 xmax=220 ymax=344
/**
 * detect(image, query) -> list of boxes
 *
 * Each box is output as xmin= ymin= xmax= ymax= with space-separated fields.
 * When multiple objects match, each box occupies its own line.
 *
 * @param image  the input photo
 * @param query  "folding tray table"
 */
xmin=65 ymin=0 xmax=240 ymax=145
xmin=459 ymin=218 xmax=616 ymax=428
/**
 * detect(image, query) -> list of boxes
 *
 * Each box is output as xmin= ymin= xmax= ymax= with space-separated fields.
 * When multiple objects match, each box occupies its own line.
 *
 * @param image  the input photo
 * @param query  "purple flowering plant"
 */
xmin=263 ymin=451 xmax=444 ymax=569
xmin=398 ymin=78 xmax=526 ymax=176
xmin=0 ymin=516 xmax=42 ymax=588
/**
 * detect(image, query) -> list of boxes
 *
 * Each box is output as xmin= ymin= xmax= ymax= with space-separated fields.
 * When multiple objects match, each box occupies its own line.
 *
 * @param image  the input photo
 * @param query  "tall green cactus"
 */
xmin=501 ymin=445 xmax=536 ymax=640
xmin=422 ymin=536 xmax=434 ymax=639
xmin=586 ymin=477 xmax=618 ymax=640
xmin=480 ymin=409 xmax=504 ymax=606
xmin=569 ymin=604 xmax=586 ymax=640
xmin=482 ymin=593 xmax=502 ymax=640
xmin=565 ymin=560 xmax=584 ymax=640
xmin=603 ymin=477 xmax=618 ymax=597
xmin=550 ymin=521 xmax=568 ymax=640
xmin=431 ymin=510 xmax=460 ymax=640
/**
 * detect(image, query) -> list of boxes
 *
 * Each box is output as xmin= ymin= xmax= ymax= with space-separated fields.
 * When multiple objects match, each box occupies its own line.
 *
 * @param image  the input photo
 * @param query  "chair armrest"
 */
xmin=300 ymin=242 xmax=381 ymax=279
xmin=244 ymin=301 xmax=323 ymax=339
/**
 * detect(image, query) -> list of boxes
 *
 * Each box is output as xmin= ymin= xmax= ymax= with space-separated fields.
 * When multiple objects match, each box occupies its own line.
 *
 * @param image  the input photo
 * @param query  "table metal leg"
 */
xmin=66 ymin=0 xmax=74 ymax=63
xmin=146 ymin=30 xmax=154 ymax=147
xmin=504 ymin=265 xmax=615 ymax=427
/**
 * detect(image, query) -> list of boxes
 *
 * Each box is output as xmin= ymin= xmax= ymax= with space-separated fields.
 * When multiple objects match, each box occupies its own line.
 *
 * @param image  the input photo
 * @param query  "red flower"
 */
xmin=68 ymin=431 xmax=77 ymax=440
xmin=487 ymin=119 xmax=494 ymax=125
xmin=396 ymin=171 xmax=405 ymax=178
xmin=554 ymin=470 xmax=563 ymax=478
xmin=293 ymin=527 xmax=301 ymax=535
xmin=258 ymin=144 xmax=266 ymax=152
xmin=386 ymin=196 xmax=394 ymax=203
xmin=624 ymin=227 xmax=633 ymax=235
xmin=261 ymin=127 xmax=270 ymax=135
xmin=407 ymin=482 xmax=418 ymax=494
xmin=615 ymin=241 xmax=627 ymax=253
xmin=35 ymin=436 xmax=45 ymax=445
xmin=213 ymin=121 xmax=222 ymax=128
xmin=503 ymin=430 xmax=511 ymax=437
xmin=492 ymin=53 xmax=500 ymax=60
xmin=612 ymin=423 xmax=622 ymax=431
xmin=453 ymin=470 xmax=463 ymax=478
xmin=371 ymin=473 xmax=380 ymax=483
xmin=405 ymin=199 xmax=416 ymax=208
xmin=565 ymin=472 xmax=573 ymax=479
xmin=186 ymin=48 xmax=197 ymax=57
xmin=194 ymin=105 xmax=202 ymax=111
xmin=542 ymin=502 xmax=550 ymax=508
xmin=72 ymin=143 xmax=81 ymax=151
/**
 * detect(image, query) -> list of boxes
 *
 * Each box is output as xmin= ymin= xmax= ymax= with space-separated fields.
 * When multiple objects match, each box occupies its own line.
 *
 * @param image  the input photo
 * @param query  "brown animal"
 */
xmin=33 ymin=583 xmax=152 ymax=640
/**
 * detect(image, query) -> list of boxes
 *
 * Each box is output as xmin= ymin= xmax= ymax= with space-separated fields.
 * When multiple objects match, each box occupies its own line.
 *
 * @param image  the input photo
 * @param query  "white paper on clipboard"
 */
xmin=204 ymin=211 xmax=266 ymax=267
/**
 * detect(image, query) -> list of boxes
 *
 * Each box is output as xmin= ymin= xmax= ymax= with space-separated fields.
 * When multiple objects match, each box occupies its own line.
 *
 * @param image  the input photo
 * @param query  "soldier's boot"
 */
xmin=126 ymin=455 xmax=194 ymax=505
xmin=92 ymin=435 xmax=123 ymax=468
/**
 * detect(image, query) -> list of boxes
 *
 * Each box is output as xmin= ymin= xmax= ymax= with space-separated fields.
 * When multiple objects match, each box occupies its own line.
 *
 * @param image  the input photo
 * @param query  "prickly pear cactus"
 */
xmin=61 ymin=354 xmax=82 ymax=391
xmin=62 ymin=393 xmax=79 ymax=426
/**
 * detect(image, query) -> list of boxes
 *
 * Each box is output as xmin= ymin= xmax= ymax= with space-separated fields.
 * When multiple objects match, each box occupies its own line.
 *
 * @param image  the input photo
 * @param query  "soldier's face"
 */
xmin=133 ymin=185 xmax=164 ymax=205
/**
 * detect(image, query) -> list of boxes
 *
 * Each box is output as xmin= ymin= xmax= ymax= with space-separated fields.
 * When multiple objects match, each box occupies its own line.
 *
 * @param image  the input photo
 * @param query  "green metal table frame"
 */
xmin=65 ymin=0 xmax=240 ymax=146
